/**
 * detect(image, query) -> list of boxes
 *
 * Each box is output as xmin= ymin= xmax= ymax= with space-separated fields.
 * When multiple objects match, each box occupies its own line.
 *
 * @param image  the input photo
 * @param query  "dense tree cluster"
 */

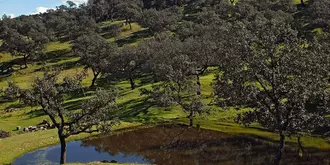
xmin=1 ymin=0 xmax=330 ymax=164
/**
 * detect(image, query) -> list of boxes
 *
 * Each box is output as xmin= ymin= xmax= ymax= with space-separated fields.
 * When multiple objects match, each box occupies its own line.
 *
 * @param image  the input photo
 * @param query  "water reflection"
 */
xmin=13 ymin=141 xmax=151 ymax=165
xmin=13 ymin=124 xmax=330 ymax=165
xmin=83 ymin=124 xmax=330 ymax=165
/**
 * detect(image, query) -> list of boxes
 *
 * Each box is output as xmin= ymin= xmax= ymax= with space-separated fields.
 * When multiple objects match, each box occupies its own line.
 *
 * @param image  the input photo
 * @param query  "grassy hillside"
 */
xmin=0 ymin=3 xmax=329 ymax=163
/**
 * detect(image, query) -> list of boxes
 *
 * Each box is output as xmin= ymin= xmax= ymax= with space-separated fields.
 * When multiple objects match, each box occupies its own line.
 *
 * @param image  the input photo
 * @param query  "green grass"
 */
xmin=0 ymin=52 xmax=17 ymax=63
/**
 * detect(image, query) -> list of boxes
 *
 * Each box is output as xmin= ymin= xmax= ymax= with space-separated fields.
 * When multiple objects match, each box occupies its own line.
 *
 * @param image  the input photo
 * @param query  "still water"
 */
xmin=13 ymin=124 xmax=330 ymax=165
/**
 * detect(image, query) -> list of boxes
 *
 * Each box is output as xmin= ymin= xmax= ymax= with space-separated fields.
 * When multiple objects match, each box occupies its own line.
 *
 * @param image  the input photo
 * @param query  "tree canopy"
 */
xmin=72 ymin=32 xmax=118 ymax=87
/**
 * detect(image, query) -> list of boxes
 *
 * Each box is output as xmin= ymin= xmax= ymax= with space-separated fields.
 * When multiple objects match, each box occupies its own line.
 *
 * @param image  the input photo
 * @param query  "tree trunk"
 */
xmin=189 ymin=117 xmax=194 ymax=127
xmin=59 ymin=134 xmax=67 ymax=164
xmin=188 ymin=111 xmax=194 ymax=127
xmin=110 ymin=14 xmax=114 ymax=22
xmin=300 ymin=0 xmax=305 ymax=6
xmin=129 ymin=76 xmax=135 ymax=90
xmin=196 ymin=74 xmax=201 ymax=96
xmin=91 ymin=71 xmax=100 ymax=87
xmin=126 ymin=18 xmax=132 ymax=30
xmin=23 ymin=55 xmax=28 ymax=68
xmin=230 ymin=0 xmax=235 ymax=5
xmin=129 ymin=22 xmax=132 ymax=30
xmin=297 ymin=136 xmax=305 ymax=157
xmin=274 ymin=133 xmax=285 ymax=165
xmin=125 ymin=18 xmax=132 ymax=30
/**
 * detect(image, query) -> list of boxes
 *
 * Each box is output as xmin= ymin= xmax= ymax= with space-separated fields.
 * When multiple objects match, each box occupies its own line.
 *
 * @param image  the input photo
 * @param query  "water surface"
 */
xmin=13 ymin=124 xmax=330 ymax=165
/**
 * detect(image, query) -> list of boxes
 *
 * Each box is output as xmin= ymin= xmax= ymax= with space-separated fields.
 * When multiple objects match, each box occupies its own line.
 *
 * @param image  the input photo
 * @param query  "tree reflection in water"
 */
xmin=82 ymin=124 xmax=330 ymax=165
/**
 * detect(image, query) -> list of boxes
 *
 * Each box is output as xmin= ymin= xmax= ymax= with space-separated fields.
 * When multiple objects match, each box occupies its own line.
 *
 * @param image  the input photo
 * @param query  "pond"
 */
xmin=13 ymin=124 xmax=330 ymax=165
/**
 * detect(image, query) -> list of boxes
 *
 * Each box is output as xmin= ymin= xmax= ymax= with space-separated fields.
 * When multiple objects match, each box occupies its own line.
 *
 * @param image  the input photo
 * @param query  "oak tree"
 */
xmin=213 ymin=20 xmax=330 ymax=165
xmin=5 ymin=71 xmax=119 ymax=164
xmin=7 ymin=72 xmax=118 ymax=164
xmin=72 ymin=33 xmax=118 ymax=87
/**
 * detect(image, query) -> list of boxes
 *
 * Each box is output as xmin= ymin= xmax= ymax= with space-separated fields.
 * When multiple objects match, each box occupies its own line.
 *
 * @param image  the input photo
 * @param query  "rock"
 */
xmin=16 ymin=126 xmax=21 ymax=131
xmin=31 ymin=126 xmax=37 ymax=131
xmin=110 ymin=160 xmax=118 ymax=163
xmin=23 ymin=127 xmax=29 ymax=132
xmin=4 ymin=108 xmax=19 ymax=113
xmin=28 ymin=126 xmax=33 ymax=129
xmin=40 ymin=127 xmax=44 ymax=130
xmin=0 ymin=130 xmax=10 ymax=138
xmin=101 ymin=160 xmax=110 ymax=163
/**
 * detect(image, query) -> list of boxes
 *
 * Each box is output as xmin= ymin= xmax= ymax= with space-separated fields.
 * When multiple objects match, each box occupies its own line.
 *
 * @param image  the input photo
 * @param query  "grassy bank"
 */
xmin=68 ymin=163 xmax=142 ymax=165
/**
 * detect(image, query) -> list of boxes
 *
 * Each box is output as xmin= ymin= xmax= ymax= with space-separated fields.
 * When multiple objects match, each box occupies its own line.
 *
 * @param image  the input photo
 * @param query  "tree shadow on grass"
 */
xmin=99 ymin=73 xmax=155 ymax=92
xmin=0 ymin=57 xmax=28 ymax=78
xmin=35 ymin=48 xmax=73 ymax=65
xmin=94 ymin=77 xmax=119 ymax=89
xmin=24 ymin=109 xmax=46 ymax=120
xmin=43 ymin=48 xmax=71 ymax=60
xmin=5 ymin=103 xmax=28 ymax=110
xmin=63 ymin=99 xmax=85 ymax=111
xmin=34 ymin=59 xmax=81 ymax=73
xmin=0 ymin=114 xmax=12 ymax=119
xmin=115 ymin=29 xmax=153 ymax=47
xmin=119 ymin=97 xmax=160 ymax=123
xmin=0 ymin=61 xmax=14 ymax=77
xmin=138 ymin=74 xmax=154 ymax=86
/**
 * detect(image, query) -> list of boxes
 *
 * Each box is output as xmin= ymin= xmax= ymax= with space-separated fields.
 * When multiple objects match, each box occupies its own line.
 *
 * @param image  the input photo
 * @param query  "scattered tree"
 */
xmin=72 ymin=33 xmax=118 ymax=87
xmin=115 ymin=0 xmax=143 ymax=30
xmin=141 ymin=37 xmax=209 ymax=126
xmin=183 ymin=35 xmax=218 ymax=95
xmin=0 ymin=28 xmax=43 ymax=68
xmin=4 ymin=71 xmax=119 ymax=164
xmin=111 ymin=45 xmax=148 ymax=90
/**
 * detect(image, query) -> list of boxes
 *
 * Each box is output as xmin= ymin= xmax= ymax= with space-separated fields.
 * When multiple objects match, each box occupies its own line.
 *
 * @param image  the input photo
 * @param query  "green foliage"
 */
xmin=72 ymin=32 xmax=118 ymax=86
xmin=0 ymin=28 xmax=46 ymax=68
xmin=138 ymin=6 xmax=182 ymax=34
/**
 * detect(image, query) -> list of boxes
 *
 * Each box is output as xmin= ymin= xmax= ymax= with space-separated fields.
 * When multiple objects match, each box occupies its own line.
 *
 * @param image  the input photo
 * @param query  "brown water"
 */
xmin=13 ymin=124 xmax=330 ymax=165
